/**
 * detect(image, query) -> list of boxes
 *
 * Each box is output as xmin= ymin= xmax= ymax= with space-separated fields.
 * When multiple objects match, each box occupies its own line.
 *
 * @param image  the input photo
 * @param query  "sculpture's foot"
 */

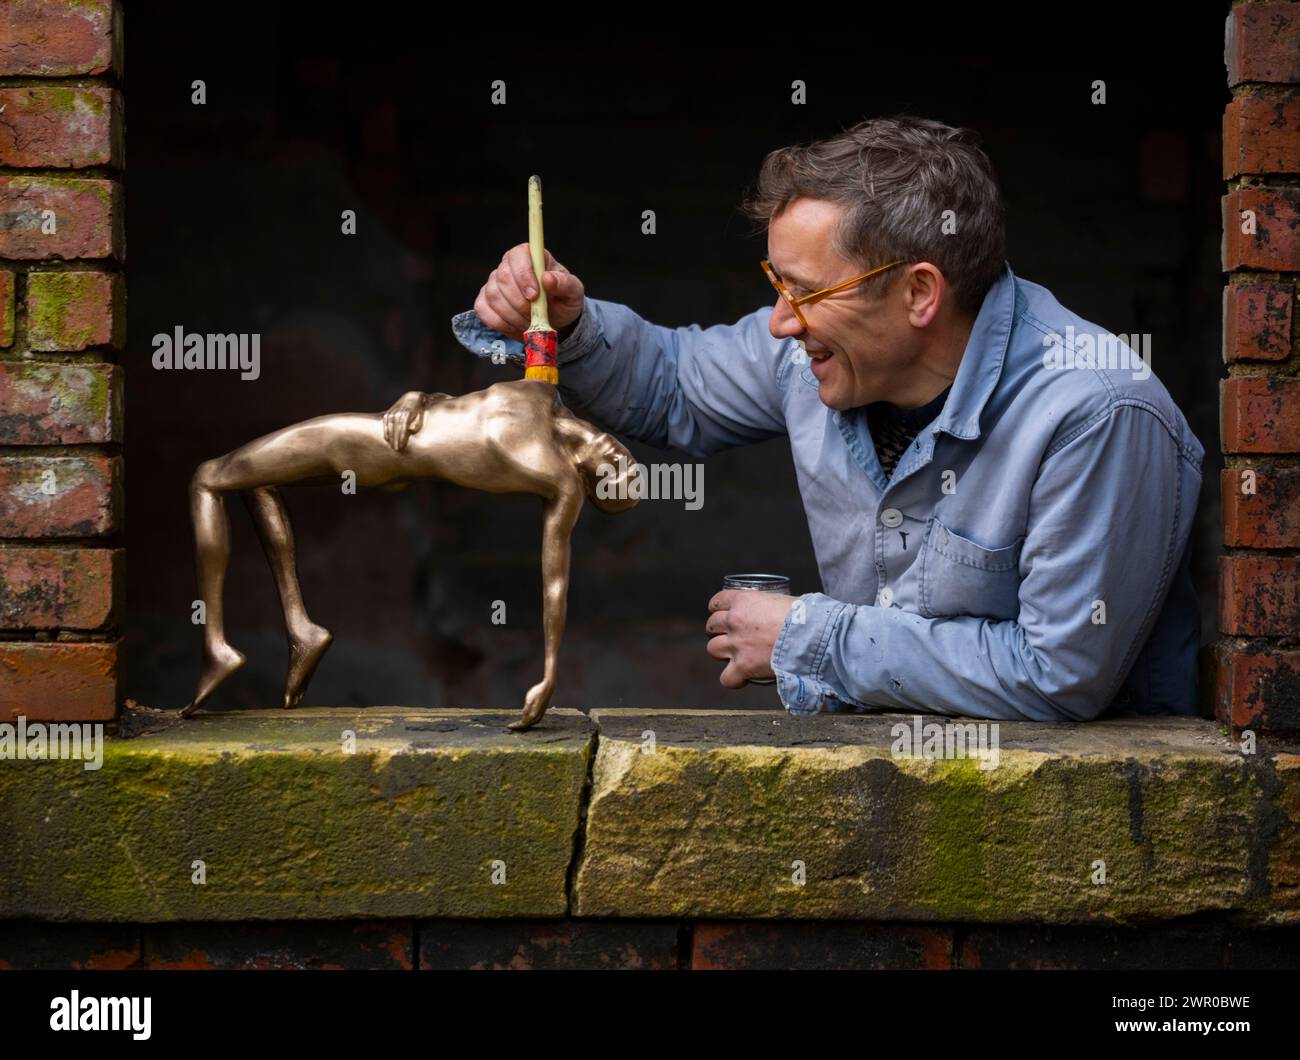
xmin=507 ymin=681 xmax=553 ymax=731
xmin=180 ymin=642 xmax=247 ymax=718
xmin=283 ymin=621 xmax=333 ymax=708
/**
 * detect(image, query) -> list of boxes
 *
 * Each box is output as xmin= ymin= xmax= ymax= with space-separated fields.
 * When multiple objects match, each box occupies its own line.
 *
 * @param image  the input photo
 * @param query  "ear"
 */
xmin=903 ymin=263 xmax=946 ymax=328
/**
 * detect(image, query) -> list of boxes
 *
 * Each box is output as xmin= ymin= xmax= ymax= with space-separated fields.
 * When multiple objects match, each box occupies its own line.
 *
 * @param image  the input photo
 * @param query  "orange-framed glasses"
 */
xmin=761 ymin=258 xmax=908 ymax=329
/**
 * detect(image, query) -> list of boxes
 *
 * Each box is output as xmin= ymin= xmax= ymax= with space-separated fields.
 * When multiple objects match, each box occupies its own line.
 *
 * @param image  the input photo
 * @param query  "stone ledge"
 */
xmin=574 ymin=711 xmax=1300 ymax=925
xmin=1 ymin=708 xmax=1296 ymax=926
xmin=0 ymin=708 xmax=595 ymax=921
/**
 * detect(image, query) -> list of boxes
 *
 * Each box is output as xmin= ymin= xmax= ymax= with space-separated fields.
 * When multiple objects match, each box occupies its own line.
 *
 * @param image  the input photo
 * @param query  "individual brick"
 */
xmin=1223 ymin=281 xmax=1294 ymax=362
xmin=0 ymin=455 xmax=121 ymax=537
xmin=1224 ymin=927 xmax=1300 ymax=970
xmin=0 ymin=922 xmax=140 ymax=970
xmin=1215 ymin=643 xmax=1300 ymax=731
xmin=145 ymin=921 xmax=414 ymax=970
xmin=958 ymin=924 xmax=1226 ymax=970
xmin=420 ymin=919 xmax=679 ymax=970
xmin=0 ymin=0 xmax=121 ymax=77
xmin=25 ymin=271 xmax=124 ymax=351
xmin=0 ymin=639 xmax=120 ymax=722
xmin=1221 ymin=377 xmax=1300 ymax=453
xmin=1222 ymin=187 xmax=1300 ymax=272
xmin=0 ymin=270 xmax=12 ymax=347
xmin=1226 ymin=1 xmax=1300 ymax=86
xmin=1219 ymin=555 xmax=1300 ymax=637
xmin=0 ymin=85 xmax=121 ymax=169
xmin=1222 ymin=465 xmax=1300 ymax=548
xmin=691 ymin=921 xmax=952 ymax=970
xmin=1223 ymin=91 xmax=1300 ymax=177
xmin=0 ymin=547 xmax=122 ymax=630
xmin=0 ymin=177 xmax=122 ymax=260
xmin=0 ymin=363 xmax=121 ymax=444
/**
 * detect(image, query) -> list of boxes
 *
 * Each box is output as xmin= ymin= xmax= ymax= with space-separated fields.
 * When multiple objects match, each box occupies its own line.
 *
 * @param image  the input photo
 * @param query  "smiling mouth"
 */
xmin=796 ymin=339 xmax=832 ymax=361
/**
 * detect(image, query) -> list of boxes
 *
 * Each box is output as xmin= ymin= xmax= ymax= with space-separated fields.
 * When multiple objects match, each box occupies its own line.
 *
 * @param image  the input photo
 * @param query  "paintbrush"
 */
xmin=523 ymin=175 xmax=559 ymax=384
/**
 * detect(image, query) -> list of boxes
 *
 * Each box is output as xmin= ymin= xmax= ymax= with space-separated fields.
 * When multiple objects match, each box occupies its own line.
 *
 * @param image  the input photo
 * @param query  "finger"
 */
xmin=706 ymin=634 xmax=732 ymax=662
xmin=541 ymin=269 xmax=580 ymax=303
xmin=718 ymin=660 xmax=748 ymax=690
xmin=704 ymin=612 xmax=729 ymax=637
xmin=508 ymin=246 xmax=540 ymax=300
xmin=498 ymin=256 xmax=534 ymax=308
xmin=709 ymin=591 xmax=737 ymax=612
xmin=483 ymin=276 xmax=531 ymax=332
xmin=486 ymin=271 xmax=531 ymax=327
xmin=474 ymin=289 xmax=511 ymax=333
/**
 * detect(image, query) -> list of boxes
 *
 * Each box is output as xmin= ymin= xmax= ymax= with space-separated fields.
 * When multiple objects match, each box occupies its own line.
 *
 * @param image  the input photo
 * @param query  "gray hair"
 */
xmin=740 ymin=116 xmax=1006 ymax=316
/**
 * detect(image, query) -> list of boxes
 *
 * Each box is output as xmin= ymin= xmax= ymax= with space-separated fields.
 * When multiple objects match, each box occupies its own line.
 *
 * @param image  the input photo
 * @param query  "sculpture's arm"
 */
xmin=511 ymin=486 xmax=582 ymax=730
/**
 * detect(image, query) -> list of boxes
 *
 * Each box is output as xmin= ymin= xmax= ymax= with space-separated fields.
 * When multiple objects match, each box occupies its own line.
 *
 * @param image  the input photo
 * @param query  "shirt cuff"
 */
xmin=449 ymin=304 xmax=603 ymax=366
xmin=554 ymin=303 xmax=602 ymax=362
xmin=771 ymin=592 xmax=872 ymax=716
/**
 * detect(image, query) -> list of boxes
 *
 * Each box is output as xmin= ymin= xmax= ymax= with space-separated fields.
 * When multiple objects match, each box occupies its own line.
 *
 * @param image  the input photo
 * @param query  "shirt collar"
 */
xmin=932 ymin=262 xmax=1016 ymax=441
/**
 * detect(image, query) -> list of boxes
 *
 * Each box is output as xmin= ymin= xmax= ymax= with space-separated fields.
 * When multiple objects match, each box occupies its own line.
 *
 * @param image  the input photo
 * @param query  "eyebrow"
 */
xmin=774 ymin=263 xmax=818 ymax=289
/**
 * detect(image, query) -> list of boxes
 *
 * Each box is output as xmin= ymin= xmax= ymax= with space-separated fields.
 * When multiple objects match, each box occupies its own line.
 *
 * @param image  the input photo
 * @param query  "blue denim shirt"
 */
xmin=451 ymin=264 xmax=1205 ymax=721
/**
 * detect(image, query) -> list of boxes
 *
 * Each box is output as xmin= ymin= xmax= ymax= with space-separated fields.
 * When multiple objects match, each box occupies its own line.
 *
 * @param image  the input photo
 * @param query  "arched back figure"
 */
xmin=181 ymin=379 xmax=639 ymax=731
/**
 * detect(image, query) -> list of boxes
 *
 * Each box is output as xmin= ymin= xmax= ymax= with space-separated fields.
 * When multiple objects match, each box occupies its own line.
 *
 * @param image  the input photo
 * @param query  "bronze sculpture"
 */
xmin=180 ymin=379 xmax=639 ymax=730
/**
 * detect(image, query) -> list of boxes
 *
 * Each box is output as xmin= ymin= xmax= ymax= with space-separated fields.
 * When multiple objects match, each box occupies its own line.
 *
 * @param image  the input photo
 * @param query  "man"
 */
xmin=386 ymin=116 xmax=1205 ymax=722
xmin=182 ymin=379 xmax=638 ymax=729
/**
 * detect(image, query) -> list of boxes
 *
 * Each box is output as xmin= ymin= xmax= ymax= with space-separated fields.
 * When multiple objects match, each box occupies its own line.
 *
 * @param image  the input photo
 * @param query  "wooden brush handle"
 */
xmin=527 ymin=175 xmax=553 ymax=333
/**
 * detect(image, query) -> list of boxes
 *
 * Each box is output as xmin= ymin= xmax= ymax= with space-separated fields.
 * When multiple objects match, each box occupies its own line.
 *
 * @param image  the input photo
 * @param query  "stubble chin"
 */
xmin=816 ymin=375 xmax=849 ymax=412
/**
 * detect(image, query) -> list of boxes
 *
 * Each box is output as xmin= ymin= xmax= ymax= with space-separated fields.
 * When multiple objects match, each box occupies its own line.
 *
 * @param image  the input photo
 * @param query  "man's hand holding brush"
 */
xmin=474 ymin=244 xmax=586 ymax=343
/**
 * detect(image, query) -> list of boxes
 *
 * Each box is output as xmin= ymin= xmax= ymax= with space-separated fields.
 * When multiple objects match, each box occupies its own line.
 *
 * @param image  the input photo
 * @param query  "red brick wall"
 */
xmin=0 ymin=917 xmax=1297 ymax=970
xmin=1218 ymin=1 xmax=1300 ymax=732
xmin=0 ymin=0 xmax=124 ymax=722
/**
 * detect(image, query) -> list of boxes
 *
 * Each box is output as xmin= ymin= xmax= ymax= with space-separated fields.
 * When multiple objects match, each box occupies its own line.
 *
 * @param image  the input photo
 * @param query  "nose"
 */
xmin=768 ymin=294 xmax=805 ymax=340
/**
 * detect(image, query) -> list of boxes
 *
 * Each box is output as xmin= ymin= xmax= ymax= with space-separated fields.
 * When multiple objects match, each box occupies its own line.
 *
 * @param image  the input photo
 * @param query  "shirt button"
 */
xmin=878 ymin=586 xmax=894 ymax=607
xmin=880 ymin=508 xmax=903 ymax=528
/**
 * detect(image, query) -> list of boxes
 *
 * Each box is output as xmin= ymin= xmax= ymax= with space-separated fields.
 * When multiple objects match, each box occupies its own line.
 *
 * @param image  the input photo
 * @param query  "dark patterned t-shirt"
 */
xmin=865 ymin=385 xmax=953 ymax=480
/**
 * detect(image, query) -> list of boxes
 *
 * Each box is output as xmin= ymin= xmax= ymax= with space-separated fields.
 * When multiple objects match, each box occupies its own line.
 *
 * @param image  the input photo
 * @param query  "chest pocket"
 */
xmin=918 ymin=517 xmax=1025 ymax=621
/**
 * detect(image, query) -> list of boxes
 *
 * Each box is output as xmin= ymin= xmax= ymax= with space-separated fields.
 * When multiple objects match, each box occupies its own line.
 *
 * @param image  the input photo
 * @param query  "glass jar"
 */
xmin=720 ymin=573 xmax=791 ymax=684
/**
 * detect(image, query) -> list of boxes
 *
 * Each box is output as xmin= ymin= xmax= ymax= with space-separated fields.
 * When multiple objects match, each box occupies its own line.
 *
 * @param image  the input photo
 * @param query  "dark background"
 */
xmin=122 ymin=6 xmax=1229 ymax=714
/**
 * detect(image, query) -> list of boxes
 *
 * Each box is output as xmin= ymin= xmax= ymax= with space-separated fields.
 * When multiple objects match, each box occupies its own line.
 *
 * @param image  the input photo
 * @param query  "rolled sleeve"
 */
xmin=556 ymin=303 xmax=602 ymax=363
xmin=771 ymin=592 xmax=857 ymax=716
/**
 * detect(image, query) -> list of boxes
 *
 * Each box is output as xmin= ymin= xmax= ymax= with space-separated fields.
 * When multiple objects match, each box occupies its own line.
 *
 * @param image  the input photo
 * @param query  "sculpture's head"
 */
xmin=575 ymin=431 xmax=641 ymax=514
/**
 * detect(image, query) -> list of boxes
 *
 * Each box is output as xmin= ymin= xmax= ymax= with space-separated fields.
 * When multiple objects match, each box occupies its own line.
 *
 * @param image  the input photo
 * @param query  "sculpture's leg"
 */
xmin=177 ymin=414 xmax=411 ymax=717
xmin=243 ymin=486 xmax=333 ymax=708
xmin=180 ymin=462 xmax=248 ymax=716
xmin=509 ymin=489 xmax=582 ymax=731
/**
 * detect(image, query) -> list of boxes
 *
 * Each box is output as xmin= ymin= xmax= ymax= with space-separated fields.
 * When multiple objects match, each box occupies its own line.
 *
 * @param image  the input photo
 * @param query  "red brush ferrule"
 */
xmin=524 ymin=329 xmax=558 ymax=369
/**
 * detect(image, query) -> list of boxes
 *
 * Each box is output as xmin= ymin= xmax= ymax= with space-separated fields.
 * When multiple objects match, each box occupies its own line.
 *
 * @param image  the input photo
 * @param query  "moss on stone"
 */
xmin=573 ymin=711 xmax=1291 ymax=924
xmin=0 ymin=709 xmax=595 ymax=921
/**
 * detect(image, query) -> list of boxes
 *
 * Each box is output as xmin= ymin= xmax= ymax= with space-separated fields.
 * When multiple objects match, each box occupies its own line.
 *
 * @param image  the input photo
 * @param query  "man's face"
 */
xmin=766 ymin=198 xmax=917 ymax=410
